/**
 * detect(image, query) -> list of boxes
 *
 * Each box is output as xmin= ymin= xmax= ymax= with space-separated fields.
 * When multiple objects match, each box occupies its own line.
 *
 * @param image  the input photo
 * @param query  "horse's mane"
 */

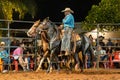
xmin=47 ymin=20 xmax=61 ymax=40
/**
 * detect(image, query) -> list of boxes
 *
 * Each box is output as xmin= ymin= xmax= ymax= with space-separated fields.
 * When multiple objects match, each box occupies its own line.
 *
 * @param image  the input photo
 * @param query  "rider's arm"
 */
xmin=63 ymin=14 xmax=72 ymax=24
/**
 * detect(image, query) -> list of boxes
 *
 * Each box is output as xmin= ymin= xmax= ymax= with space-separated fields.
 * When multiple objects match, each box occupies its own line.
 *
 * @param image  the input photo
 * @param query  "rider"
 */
xmin=60 ymin=7 xmax=75 ymax=55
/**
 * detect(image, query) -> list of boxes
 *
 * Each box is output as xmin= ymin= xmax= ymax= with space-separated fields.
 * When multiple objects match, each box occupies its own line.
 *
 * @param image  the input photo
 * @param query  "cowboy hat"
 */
xmin=0 ymin=41 xmax=5 ymax=45
xmin=61 ymin=7 xmax=74 ymax=13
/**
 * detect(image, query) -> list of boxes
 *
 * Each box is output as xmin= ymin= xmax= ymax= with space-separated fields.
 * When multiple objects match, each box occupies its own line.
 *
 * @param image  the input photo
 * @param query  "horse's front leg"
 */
xmin=55 ymin=54 xmax=60 ymax=72
xmin=82 ymin=42 xmax=89 ymax=69
xmin=36 ymin=50 xmax=49 ymax=72
xmin=75 ymin=52 xmax=80 ymax=71
xmin=81 ymin=53 xmax=85 ymax=72
xmin=47 ymin=49 xmax=60 ymax=73
xmin=46 ymin=52 xmax=53 ymax=73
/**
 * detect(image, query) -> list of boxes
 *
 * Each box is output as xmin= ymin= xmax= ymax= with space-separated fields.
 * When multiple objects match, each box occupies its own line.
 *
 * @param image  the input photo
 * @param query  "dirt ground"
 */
xmin=0 ymin=69 xmax=120 ymax=80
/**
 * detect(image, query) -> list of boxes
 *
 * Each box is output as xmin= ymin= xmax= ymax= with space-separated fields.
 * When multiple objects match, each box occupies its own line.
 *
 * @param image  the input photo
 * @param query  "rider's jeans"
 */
xmin=61 ymin=26 xmax=73 ymax=52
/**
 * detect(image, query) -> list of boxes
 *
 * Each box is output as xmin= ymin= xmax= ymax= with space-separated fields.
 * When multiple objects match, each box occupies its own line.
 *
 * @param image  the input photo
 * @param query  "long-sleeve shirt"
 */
xmin=0 ymin=50 xmax=9 ymax=59
xmin=62 ymin=13 xmax=74 ymax=29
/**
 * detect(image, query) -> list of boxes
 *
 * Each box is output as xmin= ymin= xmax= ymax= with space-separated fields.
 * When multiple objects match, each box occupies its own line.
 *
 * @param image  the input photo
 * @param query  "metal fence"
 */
xmin=0 ymin=19 xmax=120 ymax=72
xmin=0 ymin=19 xmax=37 ymax=71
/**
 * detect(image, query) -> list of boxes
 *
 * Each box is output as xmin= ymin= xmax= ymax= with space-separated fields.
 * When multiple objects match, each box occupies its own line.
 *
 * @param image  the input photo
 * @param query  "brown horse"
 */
xmin=27 ymin=20 xmax=50 ymax=72
xmin=36 ymin=18 xmax=62 ymax=73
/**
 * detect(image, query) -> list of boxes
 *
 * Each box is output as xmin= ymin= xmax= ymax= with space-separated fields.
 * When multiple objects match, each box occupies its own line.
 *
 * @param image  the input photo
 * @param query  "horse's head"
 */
xmin=27 ymin=20 xmax=40 ymax=37
xmin=37 ymin=17 xmax=53 ymax=31
xmin=38 ymin=17 xmax=57 ymax=36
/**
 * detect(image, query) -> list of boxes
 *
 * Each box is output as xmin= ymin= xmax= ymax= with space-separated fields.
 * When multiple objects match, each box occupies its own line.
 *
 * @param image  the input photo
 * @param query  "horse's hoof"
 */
xmin=66 ymin=70 xmax=72 ymax=74
xmin=80 ymin=69 xmax=84 ymax=73
xmin=56 ymin=70 xmax=60 ymax=74
xmin=46 ymin=70 xmax=50 ymax=73
xmin=35 ymin=70 xmax=38 ymax=72
xmin=69 ymin=70 xmax=72 ymax=74
xmin=35 ymin=69 xmax=39 ymax=72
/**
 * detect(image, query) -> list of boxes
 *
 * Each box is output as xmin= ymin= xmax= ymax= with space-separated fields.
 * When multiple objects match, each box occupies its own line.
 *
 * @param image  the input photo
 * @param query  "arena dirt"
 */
xmin=0 ymin=69 xmax=120 ymax=80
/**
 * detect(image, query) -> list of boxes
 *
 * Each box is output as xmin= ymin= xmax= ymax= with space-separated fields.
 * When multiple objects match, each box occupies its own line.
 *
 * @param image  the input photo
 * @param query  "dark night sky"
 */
xmin=11 ymin=0 xmax=101 ymax=36
xmin=34 ymin=0 xmax=101 ymax=22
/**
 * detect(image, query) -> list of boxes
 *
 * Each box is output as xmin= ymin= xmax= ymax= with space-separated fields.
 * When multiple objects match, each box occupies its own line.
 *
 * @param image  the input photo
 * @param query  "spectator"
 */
xmin=23 ymin=43 xmax=34 ymax=70
xmin=106 ymin=38 xmax=114 ymax=46
xmin=12 ymin=42 xmax=27 ymax=71
xmin=93 ymin=45 xmax=106 ymax=68
xmin=23 ymin=44 xmax=32 ymax=71
xmin=98 ymin=36 xmax=106 ymax=50
xmin=22 ymin=39 xmax=29 ymax=44
xmin=106 ymin=46 xmax=114 ymax=68
xmin=0 ymin=42 xmax=9 ymax=73
xmin=10 ymin=39 xmax=20 ymax=53
xmin=27 ymin=43 xmax=34 ymax=70
xmin=27 ymin=43 xmax=34 ymax=54
xmin=106 ymin=46 xmax=113 ymax=54
xmin=112 ymin=50 xmax=120 ymax=68
xmin=89 ymin=34 xmax=96 ymax=49
xmin=24 ymin=52 xmax=30 ymax=71
xmin=114 ymin=40 xmax=120 ymax=51
xmin=106 ymin=38 xmax=114 ymax=68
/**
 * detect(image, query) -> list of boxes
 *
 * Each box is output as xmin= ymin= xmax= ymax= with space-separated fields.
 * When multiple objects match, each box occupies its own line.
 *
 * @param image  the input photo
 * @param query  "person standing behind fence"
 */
xmin=106 ymin=38 xmax=115 ymax=68
xmin=93 ymin=45 xmax=106 ymax=68
xmin=98 ymin=36 xmax=106 ymax=50
xmin=60 ymin=7 xmax=75 ymax=55
xmin=106 ymin=38 xmax=114 ymax=47
xmin=13 ymin=42 xmax=27 ymax=71
xmin=0 ymin=42 xmax=9 ymax=73
xmin=10 ymin=39 xmax=20 ymax=53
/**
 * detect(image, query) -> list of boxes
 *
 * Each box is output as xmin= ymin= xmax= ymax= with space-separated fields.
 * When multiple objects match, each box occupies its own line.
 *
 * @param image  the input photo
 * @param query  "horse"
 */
xmin=27 ymin=20 xmax=50 ymax=72
xmin=35 ymin=17 xmax=62 ymax=73
xmin=35 ymin=17 xmax=94 ymax=72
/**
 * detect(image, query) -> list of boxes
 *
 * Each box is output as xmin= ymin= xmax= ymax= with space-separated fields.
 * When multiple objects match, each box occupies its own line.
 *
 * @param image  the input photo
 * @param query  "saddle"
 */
xmin=60 ymin=30 xmax=81 ymax=41
xmin=59 ymin=29 xmax=81 ymax=55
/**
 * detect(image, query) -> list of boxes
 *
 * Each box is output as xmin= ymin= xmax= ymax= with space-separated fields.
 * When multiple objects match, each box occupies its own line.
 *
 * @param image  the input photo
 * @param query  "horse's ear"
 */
xmin=37 ymin=19 xmax=40 ymax=23
xmin=46 ymin=17 xmax=49 ymax=20
xmin=45 ymin=17 xmax=49 ymax=21
xmin=34 ymin=19 xmax=40 ymax=26
xmin=34 ymin=19 xmax=40 ymax=23
xmin=38 ymin=19 xmax=40 ymax=22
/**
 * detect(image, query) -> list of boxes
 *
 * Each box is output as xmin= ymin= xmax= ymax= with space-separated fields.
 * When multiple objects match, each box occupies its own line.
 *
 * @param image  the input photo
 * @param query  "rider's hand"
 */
xmin=59 ymin=24 xmax=63 ymax=29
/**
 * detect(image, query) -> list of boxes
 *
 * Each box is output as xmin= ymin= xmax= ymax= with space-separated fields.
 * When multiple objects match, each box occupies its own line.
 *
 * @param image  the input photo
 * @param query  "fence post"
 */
xmin=7 ymin=21 xmax=11 ymax=71
xmin=96 ymin=24 xmax=100 ymax=69
xmin=34 ymin=35 xmax=38 ymax=70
